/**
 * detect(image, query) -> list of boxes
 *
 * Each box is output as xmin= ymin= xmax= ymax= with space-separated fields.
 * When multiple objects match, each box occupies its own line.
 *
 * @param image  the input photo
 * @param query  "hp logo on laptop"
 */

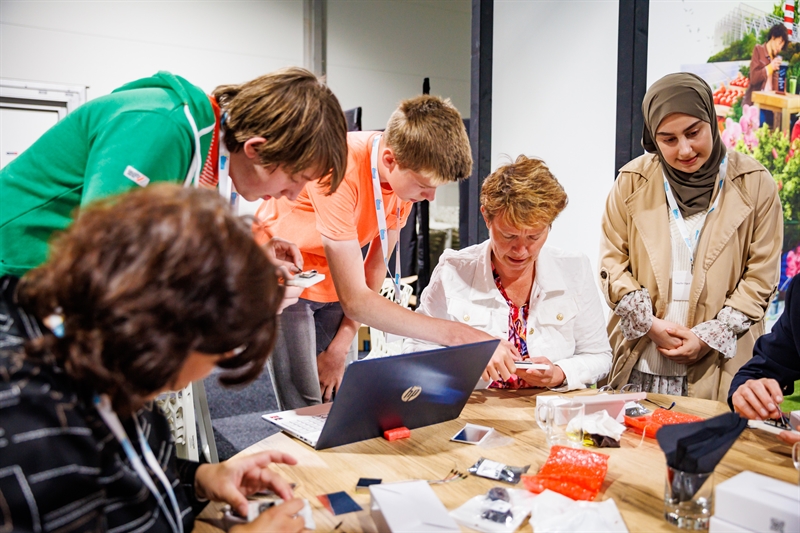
xmin=401 ymin=386 xmax=422 ymax=402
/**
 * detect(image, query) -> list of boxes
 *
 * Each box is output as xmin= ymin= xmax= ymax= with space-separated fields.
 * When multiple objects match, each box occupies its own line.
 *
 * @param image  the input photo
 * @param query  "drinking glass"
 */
xmin=664 ymin=466 xmax=714 ymax=530
xmin=535 ymin=400 xmax=584 ymax=448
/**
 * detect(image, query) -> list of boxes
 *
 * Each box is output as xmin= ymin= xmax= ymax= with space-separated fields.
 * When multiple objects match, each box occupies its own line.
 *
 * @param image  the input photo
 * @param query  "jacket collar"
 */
xmin=623 ymin=152 xmax=756 ymax=317
xmin=469 ymin=241 xmax=567 ymax=304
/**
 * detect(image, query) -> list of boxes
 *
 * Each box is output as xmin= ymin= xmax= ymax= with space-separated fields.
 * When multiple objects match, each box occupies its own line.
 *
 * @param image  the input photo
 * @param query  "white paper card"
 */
xmin=672 ymin=270 xmax=692 ymax=301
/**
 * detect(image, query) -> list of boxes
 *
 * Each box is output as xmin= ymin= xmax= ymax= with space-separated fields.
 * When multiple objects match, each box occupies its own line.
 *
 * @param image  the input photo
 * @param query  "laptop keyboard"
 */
xmin=281 ymin=413 xmax=328 ymax=434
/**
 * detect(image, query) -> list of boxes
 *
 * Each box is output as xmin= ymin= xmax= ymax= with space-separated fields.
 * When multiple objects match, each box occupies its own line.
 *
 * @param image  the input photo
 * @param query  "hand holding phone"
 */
xmin=514 ymin=361 xmax=550 ymax=371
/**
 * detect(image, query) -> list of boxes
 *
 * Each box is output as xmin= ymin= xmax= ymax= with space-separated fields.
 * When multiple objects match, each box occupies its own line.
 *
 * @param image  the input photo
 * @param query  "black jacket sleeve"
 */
xmin=728 ymin=275 xmax=800 ymax=409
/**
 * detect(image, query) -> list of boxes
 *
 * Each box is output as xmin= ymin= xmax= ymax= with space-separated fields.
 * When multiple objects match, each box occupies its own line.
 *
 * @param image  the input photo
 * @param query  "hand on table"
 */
xmin=778 ymin=427 xmax=800 ymax=445
xmin=515 ymin=356 xmax=566 ymax=388
xmin=647 ymin=317 xmax=684 ymax=350
xmin=657 ymin=325 xmax=711 ymax=364
xmin=481 ymin=339 xmax=520 ymax=382
xmin=194 ymin=450 xmax=297 ymax=518
xmin=229 ymin=498 xmax=306 ymax=533
xmin=317 ymin=348 xmax=347 ymax=402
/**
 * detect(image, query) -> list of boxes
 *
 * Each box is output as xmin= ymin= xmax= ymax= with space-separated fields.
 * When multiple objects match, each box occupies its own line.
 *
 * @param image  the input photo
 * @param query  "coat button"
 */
xmin=556 ymin=313 xmax=564 ymax=321
xmin=463 ymin=314 xmax=470 ymax=322
xmin=529 ymin=328 xmax=534 ymax=335
xmin=600 ymin=271 xmax=608 ymax=279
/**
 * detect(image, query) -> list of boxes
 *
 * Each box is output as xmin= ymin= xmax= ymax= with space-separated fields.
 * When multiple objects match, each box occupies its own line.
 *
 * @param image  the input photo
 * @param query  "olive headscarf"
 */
xmin=642 ymin=72 xmax=727 ymax=217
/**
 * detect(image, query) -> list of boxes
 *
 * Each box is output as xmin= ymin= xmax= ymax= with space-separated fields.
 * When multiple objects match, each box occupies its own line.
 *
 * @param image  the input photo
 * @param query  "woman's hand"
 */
xmin=229 ymin=499 xmax=306 ymax=533
xmin=482 ymin=340 xmax=520 ymax=382
xmin=656 ymin=326 xmax=711 ymax=364
xmin=647 ymin=317 xmax=684 ymax=350
xmin=194 ymin=450 xmax=298 ymax=518
xmin=731 ymin=378 xmax=784 ymax=421
xmin=265 ymin=237 xmax=303 ymax=273
xmin=515 ymin=356 xmax=566 ymax=388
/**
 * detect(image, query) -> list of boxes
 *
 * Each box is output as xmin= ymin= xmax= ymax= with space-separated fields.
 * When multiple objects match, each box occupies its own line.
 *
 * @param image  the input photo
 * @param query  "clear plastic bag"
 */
xmin=469 ymin=457 xmax=530 ymax=484
xmin=450 ymin=487 xmax=534 ymax=533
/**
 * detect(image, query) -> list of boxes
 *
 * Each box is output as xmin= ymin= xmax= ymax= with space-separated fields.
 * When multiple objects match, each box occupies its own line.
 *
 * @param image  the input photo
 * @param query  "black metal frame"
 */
xmin=615 ymin=0 xmax=650 ymax=175
xmin=460 ymin=0 xmax=493 ymax=249
xmin=457 ymin=0 xmax=650 ymax=249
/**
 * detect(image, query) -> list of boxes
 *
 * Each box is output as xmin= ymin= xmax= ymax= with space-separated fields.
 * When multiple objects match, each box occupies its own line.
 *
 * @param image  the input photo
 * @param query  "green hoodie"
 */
xmin=0 ymin=72 xmax=215 ymax=277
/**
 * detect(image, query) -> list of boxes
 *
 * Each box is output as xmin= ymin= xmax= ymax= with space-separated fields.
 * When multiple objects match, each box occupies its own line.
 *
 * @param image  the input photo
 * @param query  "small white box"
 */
xmin=709 ymin=515 xmax=756 ymax=533
xmin=714 ymin=471 xmax=800 ymax=533
xmin=370 ymin=480 xmax=460 ymax=532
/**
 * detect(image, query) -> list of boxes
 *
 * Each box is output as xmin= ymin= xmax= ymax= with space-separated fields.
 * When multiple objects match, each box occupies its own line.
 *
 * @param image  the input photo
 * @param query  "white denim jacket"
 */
xmin=403 ymin=241 xmax=612 ymax=390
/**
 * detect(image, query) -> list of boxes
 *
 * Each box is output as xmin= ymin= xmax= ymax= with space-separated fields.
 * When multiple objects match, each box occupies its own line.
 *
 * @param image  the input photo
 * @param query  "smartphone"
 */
xmin=514 ymin=361 xmax=549 ymax=371
xmin=285 ymin=270 xmax=326 ymax=288
xmin=451 ymin=423 xmax=493 ymax=445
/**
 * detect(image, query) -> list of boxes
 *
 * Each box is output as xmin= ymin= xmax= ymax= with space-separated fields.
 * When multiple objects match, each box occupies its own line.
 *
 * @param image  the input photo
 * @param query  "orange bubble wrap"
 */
xmin=522 ymin=446 xmax=609 ymax=501
xmin=624 ymin=408 xmax=704 ymax=439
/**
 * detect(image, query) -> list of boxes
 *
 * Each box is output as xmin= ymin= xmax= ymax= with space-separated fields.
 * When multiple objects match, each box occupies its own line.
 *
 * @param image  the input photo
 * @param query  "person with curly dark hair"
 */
xmin=0 ymin=184 xmax=306 ymax=532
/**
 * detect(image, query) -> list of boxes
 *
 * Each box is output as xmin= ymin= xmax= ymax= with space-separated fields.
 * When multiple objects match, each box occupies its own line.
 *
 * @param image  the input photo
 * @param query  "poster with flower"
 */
xmin=682 ymin=1 xmax=800 ymax=313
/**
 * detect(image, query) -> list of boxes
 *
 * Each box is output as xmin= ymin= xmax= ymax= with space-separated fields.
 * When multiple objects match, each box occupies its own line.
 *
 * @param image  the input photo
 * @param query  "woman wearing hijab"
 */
xmin=599 ymin=72 xmax=782 ymax=400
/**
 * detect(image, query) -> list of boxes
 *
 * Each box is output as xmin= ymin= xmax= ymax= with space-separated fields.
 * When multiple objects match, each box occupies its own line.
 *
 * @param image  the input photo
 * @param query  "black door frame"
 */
xmin=458 ymin=0 xmax=650 ymax=249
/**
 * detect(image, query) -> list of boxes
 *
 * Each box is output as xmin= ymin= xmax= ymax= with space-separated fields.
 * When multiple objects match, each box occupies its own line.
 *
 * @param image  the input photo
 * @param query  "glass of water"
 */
xmin=664 ymin=465 xmax=714 ymax=530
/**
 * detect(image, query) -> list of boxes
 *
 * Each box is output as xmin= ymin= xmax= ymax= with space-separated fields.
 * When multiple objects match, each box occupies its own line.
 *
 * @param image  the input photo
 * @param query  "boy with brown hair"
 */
xmin=0 ymin=67 xmax=347 ymax=346
xmin=255 ymin=95 xmax=518 ymax=409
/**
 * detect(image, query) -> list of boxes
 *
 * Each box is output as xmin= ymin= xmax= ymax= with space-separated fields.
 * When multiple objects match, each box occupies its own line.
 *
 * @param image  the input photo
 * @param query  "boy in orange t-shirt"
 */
xmin=255 ymin=95 xmax=518 ymax=409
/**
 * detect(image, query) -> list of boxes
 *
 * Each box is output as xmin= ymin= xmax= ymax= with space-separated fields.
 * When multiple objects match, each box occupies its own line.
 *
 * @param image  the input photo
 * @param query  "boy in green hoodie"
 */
xmin=0 ymin=67 xmax=347 ymax=345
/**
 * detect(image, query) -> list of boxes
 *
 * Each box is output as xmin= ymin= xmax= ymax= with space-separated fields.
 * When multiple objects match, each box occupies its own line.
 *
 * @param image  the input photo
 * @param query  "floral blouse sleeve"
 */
xmin=614 ymin=288 xmax=653 ymax=340
xmin=691 ymin=307 xmax=752 ymax=359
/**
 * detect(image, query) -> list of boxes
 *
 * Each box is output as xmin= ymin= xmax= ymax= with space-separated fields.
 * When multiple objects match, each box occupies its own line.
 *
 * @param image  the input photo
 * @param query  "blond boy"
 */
xmin=255 ymin=95 xmax=516 ymax=408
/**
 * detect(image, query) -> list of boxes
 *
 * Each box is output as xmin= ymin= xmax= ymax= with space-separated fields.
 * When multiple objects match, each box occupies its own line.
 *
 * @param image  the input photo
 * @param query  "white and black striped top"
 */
xmin=0 ymin=349 xmax=204 ymax=533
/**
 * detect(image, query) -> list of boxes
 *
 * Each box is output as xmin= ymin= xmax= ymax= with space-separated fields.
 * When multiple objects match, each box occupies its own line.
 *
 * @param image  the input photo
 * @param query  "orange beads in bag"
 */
xmin=522 ymin=446 xmax=609 ymax=501
xmin=624 ymin=408 xmax=704 ymax=439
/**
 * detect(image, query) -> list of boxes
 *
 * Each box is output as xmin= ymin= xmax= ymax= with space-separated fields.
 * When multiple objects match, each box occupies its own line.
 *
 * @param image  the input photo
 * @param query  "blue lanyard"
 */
xmin=370 ymin=135 xmax=402 ymax=301
xmin=662 ymin=156 xmax=728 ymax=268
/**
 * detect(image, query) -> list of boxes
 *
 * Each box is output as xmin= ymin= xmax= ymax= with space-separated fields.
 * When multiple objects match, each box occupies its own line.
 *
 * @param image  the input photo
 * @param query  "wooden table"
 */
xmin=195 ymin=390 xmax=798 ymax=532
xmin=752 ymin=91 xmax=800 ymax=132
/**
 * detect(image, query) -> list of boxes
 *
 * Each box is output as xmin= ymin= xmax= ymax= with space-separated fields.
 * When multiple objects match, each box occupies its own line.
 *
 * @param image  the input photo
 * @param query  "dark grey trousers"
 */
xmin=270 ymin=298 xmax=356 ymax=410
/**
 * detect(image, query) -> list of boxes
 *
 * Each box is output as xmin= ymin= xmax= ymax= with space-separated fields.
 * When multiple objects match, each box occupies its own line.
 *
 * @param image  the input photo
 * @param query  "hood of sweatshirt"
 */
xmin=113 ymin=71 xmax=216 ymax=185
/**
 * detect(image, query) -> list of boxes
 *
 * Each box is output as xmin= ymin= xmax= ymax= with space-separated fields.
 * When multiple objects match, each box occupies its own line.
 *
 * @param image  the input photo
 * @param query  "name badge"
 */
xmin=672 ymin=270 xmax=692 ymax=302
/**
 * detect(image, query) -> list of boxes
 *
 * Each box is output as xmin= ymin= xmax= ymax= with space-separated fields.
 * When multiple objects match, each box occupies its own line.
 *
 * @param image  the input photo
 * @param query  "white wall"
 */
xmin=327 ymin=0 xmax=471 ymax=130
xmin=327 ymin=0 xmax=471 ymax=220
xmin=492 ymin=0 xmax=619 ymax=276
xmin=0 ymin=0 xmax=304 ymax=98
xmin=0 ymin=0 xmax=470 ymax=218
xmin=647 ymin=0 xmax=779 ymax=86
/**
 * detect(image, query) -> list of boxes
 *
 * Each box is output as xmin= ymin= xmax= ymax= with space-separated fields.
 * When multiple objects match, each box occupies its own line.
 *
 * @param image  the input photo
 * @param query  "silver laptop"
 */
xmin=262 ymin=340 xmax=498 ymax=450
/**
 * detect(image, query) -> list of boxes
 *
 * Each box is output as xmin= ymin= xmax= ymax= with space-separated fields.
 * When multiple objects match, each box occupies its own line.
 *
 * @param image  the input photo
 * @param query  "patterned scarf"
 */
xmin=489 ymin=264 xmax=532 ymax=390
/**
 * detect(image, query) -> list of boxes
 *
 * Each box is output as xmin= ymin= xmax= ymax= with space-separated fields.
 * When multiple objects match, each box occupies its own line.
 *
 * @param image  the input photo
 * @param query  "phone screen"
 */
xmin=452 ymin=424 xmax=491 ymax=444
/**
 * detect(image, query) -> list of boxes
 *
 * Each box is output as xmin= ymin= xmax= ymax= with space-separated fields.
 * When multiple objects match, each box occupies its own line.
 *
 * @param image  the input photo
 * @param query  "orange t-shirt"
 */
xmin=253 ymin=131 xmax=412 ymax=303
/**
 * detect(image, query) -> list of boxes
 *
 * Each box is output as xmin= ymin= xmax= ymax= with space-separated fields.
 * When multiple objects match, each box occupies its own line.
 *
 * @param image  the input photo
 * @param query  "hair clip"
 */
xmin=43 ymin=309 xmax=65 ymax=338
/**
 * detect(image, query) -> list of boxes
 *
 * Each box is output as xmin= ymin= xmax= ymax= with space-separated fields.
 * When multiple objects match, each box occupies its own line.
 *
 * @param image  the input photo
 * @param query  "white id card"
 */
xmin=672 ymin=270 xmax=692 ymax=302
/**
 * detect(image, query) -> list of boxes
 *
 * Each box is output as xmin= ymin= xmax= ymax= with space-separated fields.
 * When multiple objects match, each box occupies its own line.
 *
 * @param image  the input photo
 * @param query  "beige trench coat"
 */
xmin=598 ymin=151 xmax=782 ymax=400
